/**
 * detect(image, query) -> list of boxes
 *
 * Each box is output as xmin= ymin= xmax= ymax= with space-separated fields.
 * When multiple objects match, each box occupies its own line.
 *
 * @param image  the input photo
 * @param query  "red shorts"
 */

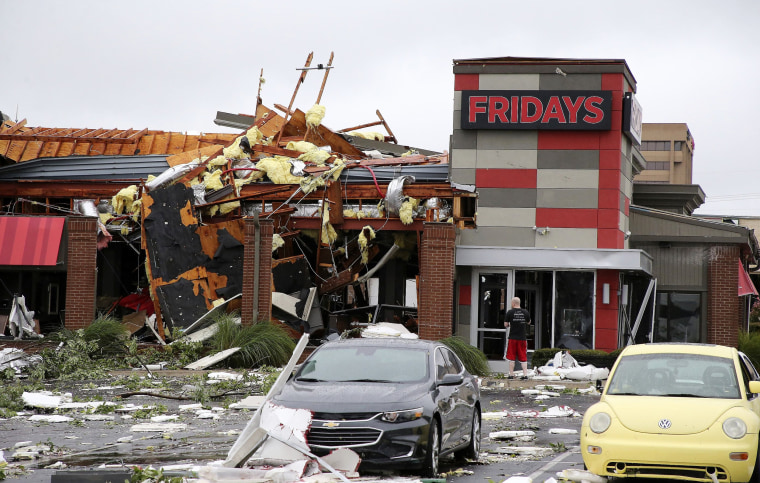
xmin=506 ymin=339 xmax=527 ymax=363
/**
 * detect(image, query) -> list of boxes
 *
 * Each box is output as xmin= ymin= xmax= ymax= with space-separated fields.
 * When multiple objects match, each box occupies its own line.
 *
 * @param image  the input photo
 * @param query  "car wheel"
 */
xmin=423 ymin=419 xmax=440 ymax=477
xmin=455 ymin=409 xmax=481 ymax=461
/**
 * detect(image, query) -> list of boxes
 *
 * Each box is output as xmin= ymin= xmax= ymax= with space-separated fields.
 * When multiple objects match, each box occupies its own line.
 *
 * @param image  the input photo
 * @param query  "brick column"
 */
xmin=418 ymin=222 xmax=456 ymax=341
xmin=242 ymin=217 xmax=273 ymax=325
xmin=707 ymin=245 xmax=740 ymax=347
xmin=64 ymin=216 xmax=98 ymax=330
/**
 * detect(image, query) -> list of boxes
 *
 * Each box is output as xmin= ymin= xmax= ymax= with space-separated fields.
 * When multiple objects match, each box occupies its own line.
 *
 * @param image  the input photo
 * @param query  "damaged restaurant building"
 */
xmin=1 ymin=55 xmax=758 ymax=370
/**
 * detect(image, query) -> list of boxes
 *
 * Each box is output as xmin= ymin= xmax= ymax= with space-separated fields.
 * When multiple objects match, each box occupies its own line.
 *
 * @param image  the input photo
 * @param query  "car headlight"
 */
xmin=723 ymin=418 xmax=747 ymax=439
xmin=381 ymin=408 xmax=424 ymax=423
xmin=589 ymin=412 xmax=611 ymax=433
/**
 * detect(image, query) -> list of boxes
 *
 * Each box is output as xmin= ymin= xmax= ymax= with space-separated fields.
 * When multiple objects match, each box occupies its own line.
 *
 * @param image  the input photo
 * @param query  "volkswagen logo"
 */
xmin=658 ymin=419 xmax=672 ymax=429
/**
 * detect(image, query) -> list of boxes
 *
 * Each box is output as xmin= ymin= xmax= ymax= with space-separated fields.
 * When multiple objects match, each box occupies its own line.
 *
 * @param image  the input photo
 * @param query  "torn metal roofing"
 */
xmin=0 ymin=155 xmax=169 ymax=181
xmin=342 ymin=134 xmax=440 ymax=157
xmin=0 ymin=120 xmax=238 ymax=164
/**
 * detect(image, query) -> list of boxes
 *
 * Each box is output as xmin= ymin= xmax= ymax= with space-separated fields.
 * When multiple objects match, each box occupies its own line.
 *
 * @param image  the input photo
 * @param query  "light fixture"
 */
xmin=603 ymin=283 xmax=610 ymax=304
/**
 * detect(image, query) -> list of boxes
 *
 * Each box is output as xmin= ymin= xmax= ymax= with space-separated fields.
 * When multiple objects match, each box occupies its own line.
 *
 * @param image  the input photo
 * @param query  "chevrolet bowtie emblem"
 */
xmin=322 ymin=421 xmax=340 ymax=428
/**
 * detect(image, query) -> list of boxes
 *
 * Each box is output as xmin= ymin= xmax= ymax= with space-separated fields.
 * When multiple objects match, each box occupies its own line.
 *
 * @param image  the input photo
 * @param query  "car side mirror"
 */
xmin=439 ymin=373 xmax=464 ymax=386
xmin=749 ymin=381 xmax=760 ymax=395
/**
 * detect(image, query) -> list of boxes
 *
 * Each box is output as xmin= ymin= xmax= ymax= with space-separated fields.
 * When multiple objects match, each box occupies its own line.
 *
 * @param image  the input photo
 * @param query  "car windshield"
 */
xmin=606 ymin=352 xmax=741 ymax=399
xmin=295 ymin=345 xmax=429 ymax=383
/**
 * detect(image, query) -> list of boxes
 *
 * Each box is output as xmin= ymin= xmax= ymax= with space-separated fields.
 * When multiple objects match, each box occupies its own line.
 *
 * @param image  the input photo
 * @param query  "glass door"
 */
xmin=476 ymin=273 xmax=509 ymax=361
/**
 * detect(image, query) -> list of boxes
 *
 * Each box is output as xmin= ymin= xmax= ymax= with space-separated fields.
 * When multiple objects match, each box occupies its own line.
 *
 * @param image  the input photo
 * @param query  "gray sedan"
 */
xmin=271 ymin=337 xmax=481 ymax=476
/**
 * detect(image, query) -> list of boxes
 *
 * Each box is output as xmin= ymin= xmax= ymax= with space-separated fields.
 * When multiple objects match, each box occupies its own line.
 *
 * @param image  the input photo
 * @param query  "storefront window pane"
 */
xmin=477 ymin=273 xmax=508 ymax=360
xmin=654 ymin=292 xmax=701 ymax=343
xmin=554 ymin=271 xmax=594 ymax=349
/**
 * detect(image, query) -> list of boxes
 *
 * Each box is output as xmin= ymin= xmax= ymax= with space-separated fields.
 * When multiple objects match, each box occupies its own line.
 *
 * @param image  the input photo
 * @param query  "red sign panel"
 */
xmin=461 ymin=90 xmax=612 ymax=131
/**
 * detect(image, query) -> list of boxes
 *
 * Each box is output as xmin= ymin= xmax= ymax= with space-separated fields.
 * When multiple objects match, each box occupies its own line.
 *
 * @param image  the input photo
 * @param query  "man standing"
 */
xmin=504 ymin=296 xmax=531 ymax=379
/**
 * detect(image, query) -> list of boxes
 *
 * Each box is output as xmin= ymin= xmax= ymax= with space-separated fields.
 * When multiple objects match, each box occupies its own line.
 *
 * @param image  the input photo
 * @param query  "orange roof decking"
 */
xmin=0 ymin=119 xmax=239 ymax=163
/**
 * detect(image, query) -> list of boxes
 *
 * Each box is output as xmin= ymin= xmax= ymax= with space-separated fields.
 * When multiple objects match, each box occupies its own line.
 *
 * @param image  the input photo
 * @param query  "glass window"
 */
xmin=439 ymin=347 xmax=463 ymax=375
xmin=674 ymin=141 xmax=683 ymax=151
xmin=655 ymin=292 xmax=702 ymax=343
xmin=297 ymin=345 xmax=429 ymax=383
xmin=606 ymin=353 xmax=740 ymax=398
xmin=554 ymin=271 xmax=594 ymax=349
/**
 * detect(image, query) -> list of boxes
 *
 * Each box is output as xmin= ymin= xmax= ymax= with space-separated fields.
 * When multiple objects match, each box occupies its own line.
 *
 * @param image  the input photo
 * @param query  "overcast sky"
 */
xmin=2 ymin=0 xmax=758 ymax=216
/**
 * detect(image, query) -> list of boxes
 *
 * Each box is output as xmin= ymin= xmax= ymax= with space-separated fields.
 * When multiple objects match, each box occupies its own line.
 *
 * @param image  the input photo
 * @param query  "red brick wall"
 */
xmin=64 ymin=216 xmax=98 ymax=330
xmin=241 ymin=218 xmax=273 ymax=325
xmin=707 ymin=245 xmax=740 ymax=347
xmin=418 ymin=222 xmax=456 ymax=341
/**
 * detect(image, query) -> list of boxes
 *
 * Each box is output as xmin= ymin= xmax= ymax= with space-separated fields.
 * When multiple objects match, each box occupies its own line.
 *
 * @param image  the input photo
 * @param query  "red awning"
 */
xmin=738 ymin=260 xmax=758 ymax=297
xmin=0 ymin=216 xmax=65 ymax=266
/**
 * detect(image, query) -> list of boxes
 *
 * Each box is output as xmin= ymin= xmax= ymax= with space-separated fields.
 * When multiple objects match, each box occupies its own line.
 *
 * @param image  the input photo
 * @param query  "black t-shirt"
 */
xmin=505 ymin=307 xmax=531 ymax=340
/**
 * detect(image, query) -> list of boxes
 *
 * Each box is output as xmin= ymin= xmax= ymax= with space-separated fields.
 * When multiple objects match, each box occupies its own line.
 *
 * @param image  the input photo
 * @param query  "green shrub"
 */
xmin=208 ymin=315 xmax=296 ymax=368
xmin=441 ymin=336 xmax=491 ymax=376
xmin=739 ymin=331 xmax=760 ymax=369
xmin=531 ymin=348 xmax=620 ymax=370
xmin=81 ymin=316 xmax=131 ymax=356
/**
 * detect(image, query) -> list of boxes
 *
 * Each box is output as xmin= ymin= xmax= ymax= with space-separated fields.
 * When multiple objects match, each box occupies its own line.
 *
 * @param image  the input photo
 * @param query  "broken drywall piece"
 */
xmin=178 ymin=322 xmax=220 ymax=343
xmin=548 ymin=428 xmax=578 ymax=434
xmin=130 ymin=422 xmax=187 ymax=432
xmin=184 ymin=347 xmax=241 ymax=370
xmin=250 ymin=402 xmax=312 ymax=464
xmin=207 ymin=372 xmax=243 ymax=381
xmin=84 ymin=415 xmax=115 ymax=421
xmin=182 ymin=294 xmax=242 ymax=335
xmin=482 ymin=411 xmax=511 ymax=420
xmin=489 ymin=430 xmax=535 ymax=440
xmin=556 ymin=469 xmax=607 ymax=483
xmin=28 ymin=415 xmax=73 ymax=423
xmin=495 ymin=446 xmax=554 ymax=457
xmin=22 ymin=391 xmax=72 ymax=409
xmin=8 ymin=295 xmax=41 ymax=339
xmin=504 ymin=477 xmax=533 ymax=483
xmin=0 ymin=348 xmax=42 ymax=373
xmin=178 ymin=403 xmax=203 ymax=412
xmin=320 ymin=447 xmax=361 ymax=474
xmin=225 ymin=333 xmax=310 ymax=468
xmin=264 ymin=459 xmax=312 ymax=483
xmin=233 ymin=395 xmax=266 ymax=410
xmin=150 ymin=415 xmax=179 ymax=422
xmin=361 ymin=322 xmax=418 ymax=339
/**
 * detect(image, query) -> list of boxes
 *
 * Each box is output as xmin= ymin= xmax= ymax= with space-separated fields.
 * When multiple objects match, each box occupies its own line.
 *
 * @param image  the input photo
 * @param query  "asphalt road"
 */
xmin=0 ymin=375 xmax=601 ymax=482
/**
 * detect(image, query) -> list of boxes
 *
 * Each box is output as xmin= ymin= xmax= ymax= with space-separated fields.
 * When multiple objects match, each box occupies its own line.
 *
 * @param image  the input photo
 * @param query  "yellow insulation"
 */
xmin=321 ymin=206 xmax=338 ymax=245
xmin=299 ymin=149 xmax=331 ymax=165
xmin=203 ymin=170 xmax=224 ymax=191
xmin=348 ymin=131 xmax=384 ymax=141
xmin=272 ymin=234 xmax=285 ymax=252
xmin=223 ymin=136 xmax=246 ymax=160
xmin=286 ymin=140 xmax=318 ymax=153
xmin=305 ymin=104 xmax=326 ymax=127
xmin=218 ymin=200 xmax=240 ymax=215
xmin=329 ymin=158 xmax=346 ymax=180
xmin=131 ymin=199 xmax=142 ymax=221
xmin=256 ymin=156 xmax=303 ymax=184
xmin=358 ymin=226 xmax=376 ymax=264
xmin=399 ymin=197 xmax=419 ymax=225
xmin=300 ymin=176 xmax=325 ymax=195
xmin=343 ymin=209 xmax=368 ymax=219
xmin=245 ymin=125 xmax=265 ymax=145
xmin=112 ymin=185 xmax=138 ymax=214
xmin=209 ymin=155 xmax=227 ymax=167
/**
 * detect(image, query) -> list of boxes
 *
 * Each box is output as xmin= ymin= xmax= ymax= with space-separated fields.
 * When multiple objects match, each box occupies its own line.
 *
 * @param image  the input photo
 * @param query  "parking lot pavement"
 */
xmin=0 ymin=374 xmax=601 ymax=482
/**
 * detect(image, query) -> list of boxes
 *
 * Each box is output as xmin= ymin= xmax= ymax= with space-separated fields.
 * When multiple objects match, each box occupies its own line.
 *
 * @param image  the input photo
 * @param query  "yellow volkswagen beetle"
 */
xmin=581 ymin=343 xmax=760 ymax=483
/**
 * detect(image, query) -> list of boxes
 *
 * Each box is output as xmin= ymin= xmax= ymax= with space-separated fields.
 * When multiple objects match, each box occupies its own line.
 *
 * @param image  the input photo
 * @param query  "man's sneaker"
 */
xmin=507 ymin=375 xmax=516 ymax=379
xmin=520 ymin=376 xmax=529 ymax=380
